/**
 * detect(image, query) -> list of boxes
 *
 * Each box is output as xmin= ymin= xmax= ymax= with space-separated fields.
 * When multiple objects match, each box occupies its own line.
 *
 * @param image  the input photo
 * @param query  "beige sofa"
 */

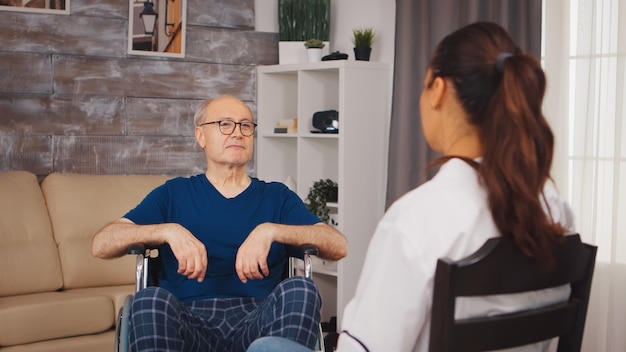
xmin=0 ymin=171 xmax=170 ymax=352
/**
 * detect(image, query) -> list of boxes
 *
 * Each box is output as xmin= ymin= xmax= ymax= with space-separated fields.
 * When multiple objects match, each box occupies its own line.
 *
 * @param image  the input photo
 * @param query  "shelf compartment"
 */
xmin=297 ymin=137 xmax=339 ymax=199
xmin=256 ymin=136 xmax=297 ymax=186
xmin=257 ymin=71 xmax=298 ymax=134
xmin=298 ymin=69 xmax=339 ymax=134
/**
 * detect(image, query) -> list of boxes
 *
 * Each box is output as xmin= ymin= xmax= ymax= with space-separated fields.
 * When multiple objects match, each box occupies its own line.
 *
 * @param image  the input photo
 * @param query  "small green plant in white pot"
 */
xmin=304 ymin=39 xmax=326 ymax=62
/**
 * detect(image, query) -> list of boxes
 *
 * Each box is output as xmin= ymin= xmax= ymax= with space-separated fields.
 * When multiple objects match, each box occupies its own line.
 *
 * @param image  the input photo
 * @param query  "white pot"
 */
xmin=307 ymin=48 xmax=323 ymax=62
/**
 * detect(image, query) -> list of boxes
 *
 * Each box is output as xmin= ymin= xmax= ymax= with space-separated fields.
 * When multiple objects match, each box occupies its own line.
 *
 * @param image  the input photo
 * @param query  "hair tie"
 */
xmin=496 ymin=52 xmax=513 ymax=73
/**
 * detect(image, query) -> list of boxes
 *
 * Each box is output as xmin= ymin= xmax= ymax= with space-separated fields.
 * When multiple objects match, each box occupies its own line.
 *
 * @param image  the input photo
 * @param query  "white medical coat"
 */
xmin=337 ymin=158 xmax=575 ymax=352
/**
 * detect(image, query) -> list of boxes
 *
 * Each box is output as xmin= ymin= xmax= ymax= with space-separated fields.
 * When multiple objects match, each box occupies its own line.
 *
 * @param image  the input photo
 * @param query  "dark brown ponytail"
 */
xmin=428 ymin=22 xmax=565 ymax=264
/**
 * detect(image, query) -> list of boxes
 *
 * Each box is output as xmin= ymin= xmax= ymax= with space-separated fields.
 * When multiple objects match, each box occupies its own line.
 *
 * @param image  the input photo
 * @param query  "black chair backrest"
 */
xmin=429 ymin=233 xmax=597 ymax=352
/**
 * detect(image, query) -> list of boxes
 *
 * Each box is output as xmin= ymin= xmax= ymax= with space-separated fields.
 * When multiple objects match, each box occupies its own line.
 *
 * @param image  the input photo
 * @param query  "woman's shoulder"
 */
xmin=382 ymin=159 xmax=492 ymax=244
xmin=394 ymin=159 xmax=484 ymax=208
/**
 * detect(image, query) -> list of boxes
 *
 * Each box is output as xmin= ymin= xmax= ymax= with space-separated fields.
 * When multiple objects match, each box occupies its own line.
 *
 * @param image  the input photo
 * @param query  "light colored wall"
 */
xmin=255 ymin=0 xmax=396 ymax=64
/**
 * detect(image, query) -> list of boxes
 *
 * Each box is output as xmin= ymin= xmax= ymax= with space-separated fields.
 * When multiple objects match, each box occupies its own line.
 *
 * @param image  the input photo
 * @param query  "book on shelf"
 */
xmin=274 ymin=118 xmax=297 ymax=134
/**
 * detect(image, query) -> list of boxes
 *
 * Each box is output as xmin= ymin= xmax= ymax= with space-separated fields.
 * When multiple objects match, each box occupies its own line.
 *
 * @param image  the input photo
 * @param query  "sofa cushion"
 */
xmin=41 ymin=173 xmax=170 ymax=289
xmin=0 ymin=171 xmax=63 ymax=297
xmin=0 ymin=330 xmax=115 ymax=352
xmin=65 ymin=284 xmax=135 ymax=326
xmin=57 ymin=236 xmax=137 ymax=289
xmin=0 ymin=291 xmax=113 ymax=347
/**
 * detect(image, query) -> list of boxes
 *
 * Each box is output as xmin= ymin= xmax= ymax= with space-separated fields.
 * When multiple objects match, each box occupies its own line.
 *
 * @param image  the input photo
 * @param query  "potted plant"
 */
xmin=304 ymin=39 xmax=326 ymax=49
xmin=278 ymin=0 xmax=330 ymax=64
xmin=304 ymin=39 xmax=325 ymax=62
xmin=305 ymin=179 xmax=338 ymax=225
xmin=351 ymin=27 xmax=376 ymax=61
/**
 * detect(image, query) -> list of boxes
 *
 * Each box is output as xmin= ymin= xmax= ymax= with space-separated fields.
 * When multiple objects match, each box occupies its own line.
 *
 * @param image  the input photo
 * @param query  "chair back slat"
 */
xmin=454 ymin=301 xmax=578 ymax=351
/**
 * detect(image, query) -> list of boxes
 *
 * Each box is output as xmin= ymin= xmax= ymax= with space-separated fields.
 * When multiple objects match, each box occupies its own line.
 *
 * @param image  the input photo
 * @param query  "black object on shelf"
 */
xmin=312 ymin=109 xmax=339 ymax=133
xmin=322 ymin=51 xmax=349 ymax=61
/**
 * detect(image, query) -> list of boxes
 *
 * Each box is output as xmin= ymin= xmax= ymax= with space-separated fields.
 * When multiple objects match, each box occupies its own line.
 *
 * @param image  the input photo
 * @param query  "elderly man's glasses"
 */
xmin=198 ymin=120 xmax=257 ymax=137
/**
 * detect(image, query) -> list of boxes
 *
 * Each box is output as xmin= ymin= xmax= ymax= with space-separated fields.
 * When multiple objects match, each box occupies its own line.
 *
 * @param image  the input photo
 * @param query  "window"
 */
xmin=543 ymin=0 xmax=625 ymax=349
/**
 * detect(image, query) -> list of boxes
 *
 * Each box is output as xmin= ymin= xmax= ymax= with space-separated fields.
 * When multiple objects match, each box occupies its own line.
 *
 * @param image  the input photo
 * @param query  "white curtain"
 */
xmin=543 ymin=0 xmax=626 ymax=351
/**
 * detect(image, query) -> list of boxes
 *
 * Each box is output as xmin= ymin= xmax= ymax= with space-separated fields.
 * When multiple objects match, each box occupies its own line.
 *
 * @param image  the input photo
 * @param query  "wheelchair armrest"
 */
xmin=126 ymin=243 xmax=160 ymax=293
xmin=127 ymin=243 xmax=146 ymax=255
xmin=301 ymin=244 xmax=319 ymax=257
xmin=298 ymin=244 xmax=319 ymax=279
xmin=129 ymin=243 xmax=318 ymax=290
xmin=127 ymin=243 xmax=159 ymax=257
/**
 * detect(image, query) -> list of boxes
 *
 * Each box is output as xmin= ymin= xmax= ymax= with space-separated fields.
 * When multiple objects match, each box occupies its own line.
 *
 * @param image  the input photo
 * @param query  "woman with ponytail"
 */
xmin=247 ymin=21 xmax=575 ymax=352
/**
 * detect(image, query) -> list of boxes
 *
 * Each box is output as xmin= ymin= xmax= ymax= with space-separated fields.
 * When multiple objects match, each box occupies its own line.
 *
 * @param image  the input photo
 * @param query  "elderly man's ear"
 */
xmin=195 ymin=126 xmax=207 ymax=149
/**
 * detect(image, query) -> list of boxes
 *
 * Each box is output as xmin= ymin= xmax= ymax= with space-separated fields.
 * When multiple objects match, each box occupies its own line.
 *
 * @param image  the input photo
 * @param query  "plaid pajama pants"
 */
xmin=129 ymin=276 xmax=321 ymax=352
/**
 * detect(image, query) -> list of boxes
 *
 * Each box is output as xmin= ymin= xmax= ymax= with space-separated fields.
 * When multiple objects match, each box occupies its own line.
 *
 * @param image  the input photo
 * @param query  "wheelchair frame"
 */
xmin=114 ymin=245 xmax=325 ymax=352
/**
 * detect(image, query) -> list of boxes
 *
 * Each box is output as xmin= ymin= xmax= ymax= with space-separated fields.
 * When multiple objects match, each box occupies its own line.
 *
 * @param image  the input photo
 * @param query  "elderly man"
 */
xmin=92 ymin=95 xmax=347 ymax=352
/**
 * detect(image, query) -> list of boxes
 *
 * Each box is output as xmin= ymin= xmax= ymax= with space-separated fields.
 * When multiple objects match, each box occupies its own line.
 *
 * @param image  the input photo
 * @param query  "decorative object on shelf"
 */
xmin=311 ymin=110 xmax=339 ymax=133
xmin=322 ymin=51 xmax=349 ymax=61
xmin=274 ymin=118 xmax=298 ymax=134
xmin=351 ymin=27 xmax=376 ymax=61
xmin=305 ymin=179 xmax=339 ymax=225
xmin=304 ymin=39 xmax=326 ymax=48
xmin=278 ymin=0 xmax=330 ymax=64
xmin=305 ymin=39 xmax=326 ymax=62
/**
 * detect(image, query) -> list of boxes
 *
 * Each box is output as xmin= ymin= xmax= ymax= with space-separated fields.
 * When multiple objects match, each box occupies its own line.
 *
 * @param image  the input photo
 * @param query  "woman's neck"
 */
xmin=443 ymin=134 xmax=482 ymax=159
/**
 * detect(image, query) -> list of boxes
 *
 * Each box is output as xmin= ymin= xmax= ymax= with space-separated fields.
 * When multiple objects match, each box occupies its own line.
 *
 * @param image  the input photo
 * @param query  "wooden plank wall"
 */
xmin=0 ymin=0 xmax=278 ymax=178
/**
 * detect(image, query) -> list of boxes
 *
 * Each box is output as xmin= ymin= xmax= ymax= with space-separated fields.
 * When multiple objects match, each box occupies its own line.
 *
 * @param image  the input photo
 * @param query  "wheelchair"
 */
xmin=114 ymin=244 xmax=325 ymax=352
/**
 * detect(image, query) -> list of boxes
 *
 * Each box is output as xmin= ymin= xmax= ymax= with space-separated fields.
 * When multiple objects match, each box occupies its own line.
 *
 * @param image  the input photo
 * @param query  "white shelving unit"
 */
xmin=256 ymin=61 xmax=392 ymax=329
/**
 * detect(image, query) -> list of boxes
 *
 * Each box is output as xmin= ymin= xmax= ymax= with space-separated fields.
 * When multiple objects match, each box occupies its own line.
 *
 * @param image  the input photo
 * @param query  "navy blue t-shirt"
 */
xmin=124 ymin=175 xmax=320 ymax=302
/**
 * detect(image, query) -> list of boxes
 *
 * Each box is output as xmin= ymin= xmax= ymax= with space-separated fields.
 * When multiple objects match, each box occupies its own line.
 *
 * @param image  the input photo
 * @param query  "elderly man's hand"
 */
xmin=235 ymin=223 xmax=274 ymax=283
xmin=164 ymin=223 xmax=208 ymax=282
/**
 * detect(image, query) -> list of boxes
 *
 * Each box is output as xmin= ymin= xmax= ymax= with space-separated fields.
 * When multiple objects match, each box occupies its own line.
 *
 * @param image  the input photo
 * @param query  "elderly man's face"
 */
xmin=195 ymin=96 xmax=254 ymax=168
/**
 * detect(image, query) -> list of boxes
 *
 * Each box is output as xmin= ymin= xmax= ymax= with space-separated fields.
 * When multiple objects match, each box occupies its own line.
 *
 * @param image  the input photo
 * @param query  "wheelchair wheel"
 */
xmin=115 ymin=295 xmax=133 ymax=352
